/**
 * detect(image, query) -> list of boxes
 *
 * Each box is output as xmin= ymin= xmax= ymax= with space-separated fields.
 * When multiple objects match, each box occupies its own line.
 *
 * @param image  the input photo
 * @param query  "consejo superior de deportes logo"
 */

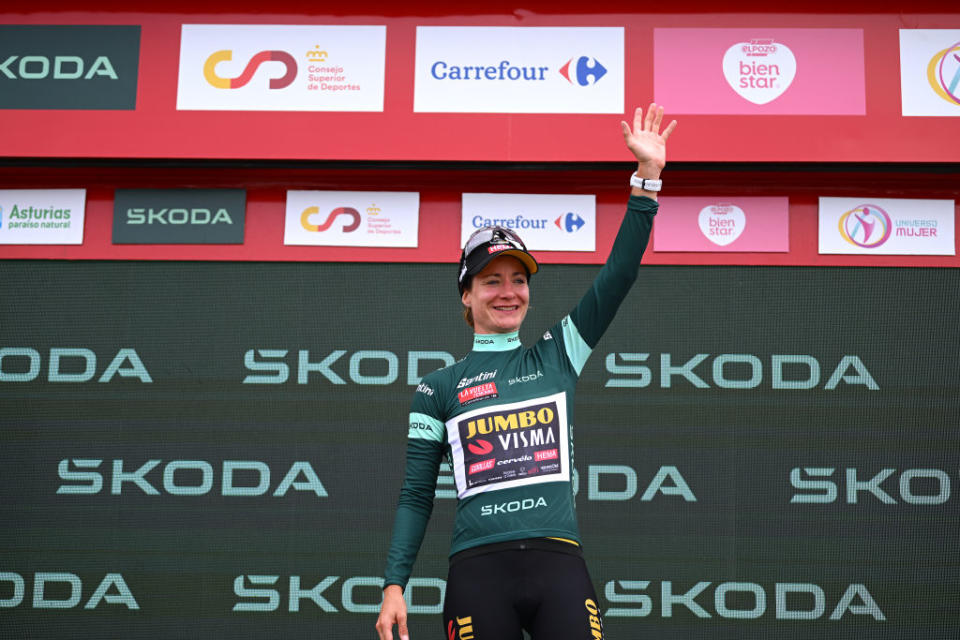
xmin=838 ymin=204 xmax=892 ymax=248
xmin=927 ymin=39 xmax=960 ymax=106
xmin=299 ymin=206 xmax=384 ymax=233
xmin=204 ymin=48 xmax=301 ymax=89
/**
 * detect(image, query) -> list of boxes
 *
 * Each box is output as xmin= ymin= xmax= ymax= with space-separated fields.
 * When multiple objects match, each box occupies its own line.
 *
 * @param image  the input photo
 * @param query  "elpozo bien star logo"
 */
xmin=0 ymin=25 xmax=140 ymax=110
xmin=112 ymin=189 xmax=246 ymax=244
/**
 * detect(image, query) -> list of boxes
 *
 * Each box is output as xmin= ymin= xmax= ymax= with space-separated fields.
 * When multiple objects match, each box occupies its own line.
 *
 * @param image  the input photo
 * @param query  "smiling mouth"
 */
xmin=494 ymin=305 xmax=519 ymax=312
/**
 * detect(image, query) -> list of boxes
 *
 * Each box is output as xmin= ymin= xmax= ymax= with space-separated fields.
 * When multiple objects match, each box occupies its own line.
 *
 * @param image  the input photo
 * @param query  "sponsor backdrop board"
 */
xmin=2 ymin=10 xmax=960 ymax=162
xmin=284 ymin=190 xmax=420 ymax=247
xmin=818 ymin=197 xmax=955 ymax=255
xmin=653 ymin=28 xmax=866 ymax=115
xmin=0 ymin=25 xmax=140 ymax=110
xmin=461 ymin=193 xmax=597 ymax=252
xmin=0 ymin=189 xmax=86 ymax=245
xmin=414 ymin=26 xmax=624 ymax=114
xmin=177 ymin=25 xmax=386 ymax=112
xmin=653 ymin=197 xmax=790 ymax=252
xmin=1 ymin=261 xmax=957 ymax=639
xmin=899 ymin=29 xmax=960 ymax=117
xmin=112 ymin=189 xmax=246 ymax=244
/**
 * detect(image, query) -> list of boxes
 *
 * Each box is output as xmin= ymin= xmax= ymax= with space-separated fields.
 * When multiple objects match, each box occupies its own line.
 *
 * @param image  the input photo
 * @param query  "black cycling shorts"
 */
xmin=443 ymin=538 xmax=604 ymax=640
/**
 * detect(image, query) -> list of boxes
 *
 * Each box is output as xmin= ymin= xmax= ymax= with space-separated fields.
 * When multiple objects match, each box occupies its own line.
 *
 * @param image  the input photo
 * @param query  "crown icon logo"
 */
xmin=307 ymin=46 xmax=328 ymax=62
xmin=366 ymin=204 xmax=382 ymax=215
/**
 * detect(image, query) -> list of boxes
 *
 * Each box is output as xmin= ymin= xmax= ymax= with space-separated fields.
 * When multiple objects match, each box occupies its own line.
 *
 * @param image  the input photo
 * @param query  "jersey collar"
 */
xmin=472 ymin=331 xmax=522 ymax=352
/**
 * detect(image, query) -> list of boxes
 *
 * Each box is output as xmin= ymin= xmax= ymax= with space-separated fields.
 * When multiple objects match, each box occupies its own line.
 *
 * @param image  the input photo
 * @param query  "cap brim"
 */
xmin=468 ymin=248 xmax=539 ymax=279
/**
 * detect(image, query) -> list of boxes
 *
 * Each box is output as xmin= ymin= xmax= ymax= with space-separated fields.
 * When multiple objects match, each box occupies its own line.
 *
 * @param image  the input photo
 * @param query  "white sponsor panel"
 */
xmin=818 ymin=197 xmax=955 ymax=255
xmin=0 ymin=189 xmax=85 ymax=245
xmin=461 ymin=193 xmax=596 ymax=252
xmin=177 ymin=25 xmax=386 ymax=111
xmin=284 ymin=191 xmax=419 ymax=247
xmin=414 ymin=26 xmax=623 ymax=113
xmin=899 ymin=29 xmax=960 ymax=116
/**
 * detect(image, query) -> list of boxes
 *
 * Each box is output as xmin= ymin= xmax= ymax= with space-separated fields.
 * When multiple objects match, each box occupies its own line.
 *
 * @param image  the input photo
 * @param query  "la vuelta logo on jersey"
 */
xmin=458 ymin=382 xmax=498 ymax=405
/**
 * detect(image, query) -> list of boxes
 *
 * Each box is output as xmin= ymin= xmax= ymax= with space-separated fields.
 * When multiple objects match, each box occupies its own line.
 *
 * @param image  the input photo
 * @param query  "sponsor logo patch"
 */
xmin=458 ymin=382 xmax=498 ymax=405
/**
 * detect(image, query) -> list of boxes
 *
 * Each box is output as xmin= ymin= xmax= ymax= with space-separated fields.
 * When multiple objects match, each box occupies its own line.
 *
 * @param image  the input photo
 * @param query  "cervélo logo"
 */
xmin=0 ymin=25 xmax=140 ymax=110
xmin=112 ymin=189 xmax=246 ymax=244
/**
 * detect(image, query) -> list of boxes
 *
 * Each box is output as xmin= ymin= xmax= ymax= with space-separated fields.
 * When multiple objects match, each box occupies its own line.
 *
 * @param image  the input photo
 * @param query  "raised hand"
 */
xmin=620 ymin=103 xmax=677 ymax=177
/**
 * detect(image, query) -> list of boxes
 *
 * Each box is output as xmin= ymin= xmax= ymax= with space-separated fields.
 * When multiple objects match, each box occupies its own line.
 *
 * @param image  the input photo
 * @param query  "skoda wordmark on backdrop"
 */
xmin=0 ymin=25 xmax=140 ymax=110
xmin=112 ymin=189 xmax=246 ymax=244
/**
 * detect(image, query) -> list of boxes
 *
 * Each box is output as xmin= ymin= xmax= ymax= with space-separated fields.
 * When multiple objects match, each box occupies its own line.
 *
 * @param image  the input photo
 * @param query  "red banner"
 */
xmin=0 ymin=7 xmax=959 ymax=163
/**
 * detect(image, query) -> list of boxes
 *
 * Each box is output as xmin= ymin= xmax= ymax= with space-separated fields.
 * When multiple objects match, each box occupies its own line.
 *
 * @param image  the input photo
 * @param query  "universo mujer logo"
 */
xmin=927 ymin=39 xmax=960 ymax=107
xmin=838 ymin=204 xmax=892 ymax=249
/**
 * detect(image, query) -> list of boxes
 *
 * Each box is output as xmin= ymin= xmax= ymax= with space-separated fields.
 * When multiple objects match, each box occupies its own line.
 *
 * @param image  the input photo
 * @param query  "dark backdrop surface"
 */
xmin=1 ymin=261 xmax=957 ymax=639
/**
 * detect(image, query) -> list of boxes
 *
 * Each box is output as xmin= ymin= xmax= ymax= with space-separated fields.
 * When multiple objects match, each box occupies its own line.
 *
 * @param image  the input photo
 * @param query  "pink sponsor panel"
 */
xmin=653 ymin=197 xmax=790 ymax=252
xmin=654 ymin=28 xmax=865 ymax=115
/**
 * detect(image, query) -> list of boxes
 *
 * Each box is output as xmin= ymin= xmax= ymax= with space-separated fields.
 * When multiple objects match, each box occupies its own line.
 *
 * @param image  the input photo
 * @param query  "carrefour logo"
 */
xmin=838 ymin=204 xmax=892 ymax=248
xmin=555 ymin=212 xmax=586 ymax=233
xmin=558 ymin=55 xmax=607 ymax=86
xmin=430 ymin=54 xmax=607 ymax=86
xmin=927 ymin=39 xmax=960 ymax=106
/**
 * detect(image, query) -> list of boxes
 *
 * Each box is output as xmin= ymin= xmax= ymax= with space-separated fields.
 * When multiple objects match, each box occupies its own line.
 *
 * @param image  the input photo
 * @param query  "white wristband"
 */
xmin=630 ymin=172 xmax=662 ymax=192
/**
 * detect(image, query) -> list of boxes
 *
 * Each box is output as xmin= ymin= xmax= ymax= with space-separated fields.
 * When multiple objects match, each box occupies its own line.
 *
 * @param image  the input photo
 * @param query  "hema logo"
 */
xmin=0 ymin=25 xmax=140 ymax=110
xmin=112 ymin=189 xmax=246 ymax=244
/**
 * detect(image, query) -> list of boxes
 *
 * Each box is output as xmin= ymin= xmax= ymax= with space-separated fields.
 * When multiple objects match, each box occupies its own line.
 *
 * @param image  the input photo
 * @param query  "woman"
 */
xmin=377 ymin=103 xmax=677 ymax=640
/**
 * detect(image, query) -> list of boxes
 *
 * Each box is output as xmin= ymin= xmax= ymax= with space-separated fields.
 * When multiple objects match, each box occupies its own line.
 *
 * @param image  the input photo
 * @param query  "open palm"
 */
xmin=621 ymin=103 xmax=677 ymax=173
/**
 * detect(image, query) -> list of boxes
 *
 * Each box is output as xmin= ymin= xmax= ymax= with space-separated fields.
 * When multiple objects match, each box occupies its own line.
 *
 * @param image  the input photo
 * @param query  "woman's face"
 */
xmin=461 ymin=255 xmax=530 ymax=335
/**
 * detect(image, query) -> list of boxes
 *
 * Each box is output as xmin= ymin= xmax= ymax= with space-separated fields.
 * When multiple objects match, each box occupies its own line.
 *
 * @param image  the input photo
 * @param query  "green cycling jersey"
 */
xmin=384 ymin=195 xmax=658 ymax=589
